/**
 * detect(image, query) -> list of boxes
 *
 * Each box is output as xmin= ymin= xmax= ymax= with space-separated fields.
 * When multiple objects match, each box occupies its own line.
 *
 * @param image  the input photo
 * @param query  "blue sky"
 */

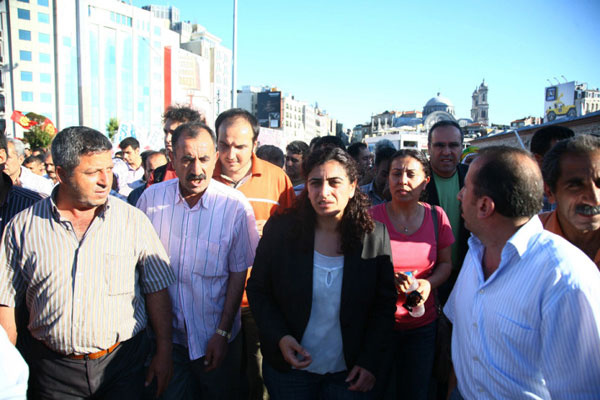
xmin=133 ymin=0 xmax=600 ymax=129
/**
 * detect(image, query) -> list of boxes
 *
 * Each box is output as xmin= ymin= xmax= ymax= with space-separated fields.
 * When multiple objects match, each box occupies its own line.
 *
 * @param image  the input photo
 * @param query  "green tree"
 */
xmin=23 ymin=112 xmax=54 ymax=149
xmin=106 ymin=117 xmax=119 ymax=140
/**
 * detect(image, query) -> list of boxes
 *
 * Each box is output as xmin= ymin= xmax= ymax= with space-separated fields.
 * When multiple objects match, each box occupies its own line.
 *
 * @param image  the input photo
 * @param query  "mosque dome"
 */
xmin=423 ymin=92 xmax=455 ymax=117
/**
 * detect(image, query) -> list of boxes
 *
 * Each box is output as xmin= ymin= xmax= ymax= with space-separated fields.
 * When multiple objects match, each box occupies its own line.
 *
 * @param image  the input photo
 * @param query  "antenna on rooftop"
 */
xmin=553 ymin=77 xmax=560 ymax=84
xmin=561 ymin=75 xmax=568 ymax=83
xmin=546 ymin=79 xmax=553 ymax=86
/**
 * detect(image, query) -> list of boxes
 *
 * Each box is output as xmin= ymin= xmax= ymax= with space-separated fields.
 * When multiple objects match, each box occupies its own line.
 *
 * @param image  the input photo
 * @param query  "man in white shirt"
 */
xmin=5 ymin=139 xmax=53 ymax=196
xmin=113 ymin=137 xmax=144 ymax=196
xmin=445 ymin=146 xmax=600 ymax=399
xmin=137 ymin=122 xmax=259 ymax=399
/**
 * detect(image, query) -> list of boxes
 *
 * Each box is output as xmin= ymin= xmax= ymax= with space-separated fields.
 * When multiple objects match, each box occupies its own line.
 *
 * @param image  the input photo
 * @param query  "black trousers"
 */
xmin=24 ymin=331 xmax=149 ymax=400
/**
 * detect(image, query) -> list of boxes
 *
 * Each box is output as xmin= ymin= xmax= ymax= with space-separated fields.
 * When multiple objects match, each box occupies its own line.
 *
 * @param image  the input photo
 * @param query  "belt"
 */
xmin=67 ymin=341 xmax=121 ymax=360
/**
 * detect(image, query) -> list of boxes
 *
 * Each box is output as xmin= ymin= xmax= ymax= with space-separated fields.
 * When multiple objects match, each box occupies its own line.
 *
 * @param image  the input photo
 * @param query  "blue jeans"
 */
xmin=373 ymin=321 xmax=437 ymax=400
xmin=262 ymin=360 xmax=374 ymax=400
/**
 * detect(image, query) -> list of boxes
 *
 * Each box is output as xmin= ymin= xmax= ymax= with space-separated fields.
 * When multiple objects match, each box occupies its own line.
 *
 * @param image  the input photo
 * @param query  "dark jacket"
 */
xmin=246 ymin=213 xmax=396 ymax=375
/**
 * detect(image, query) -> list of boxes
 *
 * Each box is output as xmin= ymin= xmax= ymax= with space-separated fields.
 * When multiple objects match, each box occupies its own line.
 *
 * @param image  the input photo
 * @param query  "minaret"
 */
xmin=470 ymin=80 xmax=489 ymax=125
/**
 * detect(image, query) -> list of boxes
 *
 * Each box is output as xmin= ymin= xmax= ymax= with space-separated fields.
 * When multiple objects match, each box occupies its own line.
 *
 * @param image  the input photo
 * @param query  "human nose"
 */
xmin=98 ymin=170 xmax=110 ymax=187
xmin=584 ymin=183 xmax=600 ymax=205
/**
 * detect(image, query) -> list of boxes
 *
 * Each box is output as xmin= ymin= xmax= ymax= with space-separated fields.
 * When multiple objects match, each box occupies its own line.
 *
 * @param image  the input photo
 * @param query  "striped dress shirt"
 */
xmin=0 ymin=192 xmax=175 ymax=355
xmin=137 ymin=178 xmax=259 ymax=360
xmin=444 ymin=217 xmax=600 ymax=399
xmin=0 ymin=172 xmax=44 ymax=235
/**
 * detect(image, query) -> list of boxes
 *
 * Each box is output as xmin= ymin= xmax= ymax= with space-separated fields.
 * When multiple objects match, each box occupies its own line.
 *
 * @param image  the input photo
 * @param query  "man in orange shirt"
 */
xmin=214 ymin=108 xmax=295 ymax=400
xmin=540 ymin=134 xmax=600 ymax=269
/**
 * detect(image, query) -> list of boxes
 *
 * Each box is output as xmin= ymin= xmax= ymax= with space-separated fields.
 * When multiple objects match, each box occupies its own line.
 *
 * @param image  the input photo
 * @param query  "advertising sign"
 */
xmin=257 ymin=91 xmax=281 ymax=128
xmin=544 ymin=82 xmax=577 ymax=122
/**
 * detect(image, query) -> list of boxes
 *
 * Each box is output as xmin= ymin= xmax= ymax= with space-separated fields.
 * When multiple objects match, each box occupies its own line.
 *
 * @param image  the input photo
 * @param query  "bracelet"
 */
xmin=216 ymin=329 xmax=231 ymax=340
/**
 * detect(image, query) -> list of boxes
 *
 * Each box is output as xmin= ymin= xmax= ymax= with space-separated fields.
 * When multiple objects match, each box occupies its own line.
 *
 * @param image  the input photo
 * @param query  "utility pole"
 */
xmin=231 ymin=0 xmax=237 ymax=108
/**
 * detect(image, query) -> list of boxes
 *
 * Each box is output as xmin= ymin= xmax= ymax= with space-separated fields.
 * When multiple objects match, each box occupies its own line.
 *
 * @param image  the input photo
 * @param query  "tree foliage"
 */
xmin=107 ymin=117 xmax=119 ymax=140
xmin=23 ymin=112 xmax=53 ymax=149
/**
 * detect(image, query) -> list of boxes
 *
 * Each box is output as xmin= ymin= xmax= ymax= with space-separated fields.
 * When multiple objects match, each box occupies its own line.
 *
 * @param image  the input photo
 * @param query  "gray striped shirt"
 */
xmin=0 ymin=193 xmax=175 ymax=355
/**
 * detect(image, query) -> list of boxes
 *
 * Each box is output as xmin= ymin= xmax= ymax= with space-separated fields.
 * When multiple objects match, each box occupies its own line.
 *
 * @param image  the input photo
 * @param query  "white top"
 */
xmin=300 ymin=251 xmax=346 ymax=374
xmin=112 ymin=158 xmax=144 ymax=196
xmin=444 ymin=216 xmax=600 ymax=399
xmin=19 ymin=166 xmax=53 ymax=196
xmin=137 ymin=178 xmax=259 ymax=360
xmin=0 ymin=326 xmax=28 ymax=400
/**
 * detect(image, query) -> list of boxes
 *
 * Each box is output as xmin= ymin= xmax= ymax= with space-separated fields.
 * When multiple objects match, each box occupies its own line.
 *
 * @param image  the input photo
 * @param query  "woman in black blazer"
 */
xmin=247 ymin=147 xmax=396 ymax=399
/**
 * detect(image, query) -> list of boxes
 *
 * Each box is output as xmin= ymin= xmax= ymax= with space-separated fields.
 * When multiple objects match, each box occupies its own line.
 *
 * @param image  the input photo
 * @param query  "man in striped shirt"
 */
xmin=445 ymin=146 xmax=600 ymax=399
xmin=0 ymin=127 xmax=176 ymax=399
xmin=137 ymin=122 xmax=259 ymax=399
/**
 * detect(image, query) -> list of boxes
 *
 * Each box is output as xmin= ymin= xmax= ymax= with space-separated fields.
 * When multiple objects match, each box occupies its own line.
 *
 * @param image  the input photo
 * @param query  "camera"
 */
xmin=402 ymin=290 xmax=423 ymax=312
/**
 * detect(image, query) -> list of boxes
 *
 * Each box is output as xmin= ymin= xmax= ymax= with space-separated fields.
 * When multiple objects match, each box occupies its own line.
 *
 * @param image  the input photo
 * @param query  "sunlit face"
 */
xmin=24 ymin=160 xmax=45 ymax=176
xmin=121 ymin=145 xmax=141 ymax=169
xmin=45 ymin=153 xmax=56 ymax=181
xmin=173 ymin=130 xmax=218 ymax=203
xmin=217 ymin=117 xmax=256 ymax=178
xmin=428 ymin=125 xmax=462 ymax=178
xmin=144 ymin=153 xmax=167 ymax=182
xmin=5 ymin=142 xmax=24 ymax=179
xmin=548 ymin=150 xmax=600 ymax=234
xmin=389 ymin=156 xmax=430 ymax=203
xmin=285 ymin=151 xmax=303 ymax=181
xmin=57 ymin=151 xmax=114 ymax=209
xmin=164 ymin=119 xmax=183 ymax=154
xmin=307 ymin=160 xmax=356 ymax=221
xmin=457 ymin=158 xmax=482 ymax=234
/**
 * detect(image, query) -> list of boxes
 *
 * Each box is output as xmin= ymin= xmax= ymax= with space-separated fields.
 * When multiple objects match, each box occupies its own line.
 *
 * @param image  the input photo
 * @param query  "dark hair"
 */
xmin=389 ymin=149 xmax=431 ymax=202
xmin=286 ymin=140 xmax=309 ymax=156
xmin=542 ymin=134 xmax=600 ymax=193
xmin=291 ymin=147 xmax=374 ymax=254
xmin=52 ymin=126 xmax=112 ymax=174
xmin=215 ymin=108 xmax=259 ymax=142
xmin=162 ymin=105 xmax=203 ymax=124
xmin=375 ymin=146 xmax=398 ymax=167
xmin=0 ymin=134 xmax=7 ymax=153
xmin=23 ymin=155 xmax=44 ymax=165
xmin=530 ymin=125 xmax=575 ymax=156
xmin=347 ymin=142 xmax=367 ymax=159
xmin=473 ymin=146 xmax=543 ymax=218
xmin=119 ymin=137 xmax=140 ymax=151
xmin=140 ymin=150 xmax=154 ymax=170
xmin=312 ymin=136 xmax=346 ymax=152
xmin=256 ymin=145 xmax=285 ymax=168
xmin=171 ymin=122 xmax=216 ymax=154
xmin=428 ymin=120 xmax=464 ymax=144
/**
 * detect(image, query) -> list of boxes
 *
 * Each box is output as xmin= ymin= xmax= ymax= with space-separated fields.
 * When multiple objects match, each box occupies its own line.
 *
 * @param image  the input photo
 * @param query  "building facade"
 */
xmin=471 ymin=80 xmax=489 ymax=125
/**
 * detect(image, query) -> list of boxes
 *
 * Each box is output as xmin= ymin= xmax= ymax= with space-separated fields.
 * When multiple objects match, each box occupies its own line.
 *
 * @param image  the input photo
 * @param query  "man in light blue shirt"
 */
xmin=445 ymin=146 xmax=600 ymax=399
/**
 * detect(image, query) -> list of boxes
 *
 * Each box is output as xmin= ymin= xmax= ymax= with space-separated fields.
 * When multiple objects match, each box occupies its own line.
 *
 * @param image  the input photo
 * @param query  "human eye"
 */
xmin=449 ymin=142 xmax=461 ymax=149
xmin=433 ymin=143 xmax=444 ymax=149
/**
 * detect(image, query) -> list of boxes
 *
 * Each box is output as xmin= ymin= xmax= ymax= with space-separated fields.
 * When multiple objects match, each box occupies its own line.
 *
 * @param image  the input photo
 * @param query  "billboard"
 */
xmin=544 ymin=82 xmax=577 ymax=122
xmin=257 ymin=91 xmax=281 ymax=128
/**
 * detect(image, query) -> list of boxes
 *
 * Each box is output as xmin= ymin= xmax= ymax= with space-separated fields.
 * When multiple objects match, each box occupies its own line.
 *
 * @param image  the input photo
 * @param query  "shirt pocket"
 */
xmin=104 ymin=253 xmax=137 ymax=295
xmin=191 ymin=240 xmax=228 ymax=278
xmin=492 ymin=311 xmax=538 ymax=353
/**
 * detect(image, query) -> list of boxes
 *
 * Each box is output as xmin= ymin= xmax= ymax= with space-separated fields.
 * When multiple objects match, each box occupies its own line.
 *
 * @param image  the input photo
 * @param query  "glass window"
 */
xmin=39 ymin=53 xmax=51 ymax=63
xmin=40 ymin=73 xmax=51 ymax=83
xmin=17 ymin=9 xmax=30 ymax=20
xmin=38 ymin=0 xmax=49 ymax=5
xmin=18 ymin=0 xmax=30 ymax=3
xmin=41 ymin=93 xmax=52 ymax=103
xmin=39 ymin=33 xmax=51 ymax=43
xmin=18 ymin=30 xmax=31 ymax=41
xmin=38 ymin=12 xmax=50 ymax=23
xmin=21 ymin=71 xmax=33 ymax=81
xmin=21 ymin=92 xmax=34 ymax=102
xmin=19 ymin=50 xmax=32 ymax=61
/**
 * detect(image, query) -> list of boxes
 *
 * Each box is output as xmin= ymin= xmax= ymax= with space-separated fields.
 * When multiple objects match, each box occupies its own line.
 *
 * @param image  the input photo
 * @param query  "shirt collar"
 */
xmin=48 ymin=184 xmax=111 ymax=221
xmin=174 ymin=178 xmax=212 ymax=210
xmin=505 ymin=216 xmax=542 ymax=258
xmin=214 ymin=152 xmax=259 ymax=186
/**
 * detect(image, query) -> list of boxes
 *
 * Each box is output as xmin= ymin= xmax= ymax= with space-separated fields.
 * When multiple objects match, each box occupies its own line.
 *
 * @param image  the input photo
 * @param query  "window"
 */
xmin=40 ymin=73 xmax=51 ymax=83
xmin=18 ymin=0 xmax=30 ymax=3
xmin=20 ymin=50 xmax=32 ymax=61
xmin=18 ymin=30 xmax=31 ymax=41
xmin=38 ymin=0 xmax=49 ymax=5
xmin=40 ymin=93 xmax=52 ymax=103
xmin=17 ymin=9 xmax=30 ymax=20
xmin=38 ymin=12 xmax=50 ymax=23
xmin=39 ymin=53 xmax=51 ymax=63
xmin=21 ymin=71 xmax=33 ymax=81
xmin=39 ymin=33 xmax=50 ymax=43
xmin=21 ymin=92 xmax=34 ymax=102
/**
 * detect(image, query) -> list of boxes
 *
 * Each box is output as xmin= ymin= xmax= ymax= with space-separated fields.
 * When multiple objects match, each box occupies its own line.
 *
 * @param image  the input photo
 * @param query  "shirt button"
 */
xmin=479 ymin=289 xmax=484 ymax=294
xmin=478 ymin=388 xmax=484 ymax=393
xmin=473 ymin=356 xmax=479 ymax=362
xmin=473 ymin=323 xmax=478 ymax=328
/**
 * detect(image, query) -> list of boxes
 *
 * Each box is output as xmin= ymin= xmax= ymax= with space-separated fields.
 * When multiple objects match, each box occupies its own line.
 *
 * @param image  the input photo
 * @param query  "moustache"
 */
xmin=575 ymin=204 xmax=600 ymax=216
xmin=186 ymin=173 xmax=207 ymax=181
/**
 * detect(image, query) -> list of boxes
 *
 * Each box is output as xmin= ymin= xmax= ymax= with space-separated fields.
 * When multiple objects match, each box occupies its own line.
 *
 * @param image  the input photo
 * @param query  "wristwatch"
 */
xmin=216 ymin=329 xmax=231 ymax=340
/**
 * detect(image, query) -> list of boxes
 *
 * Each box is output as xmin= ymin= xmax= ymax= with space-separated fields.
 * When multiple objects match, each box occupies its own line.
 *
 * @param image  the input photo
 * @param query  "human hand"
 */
xmin=416 ymin=278 xmax=431 ymax=304
xmin=394 ymin=270 xmax=418 ymax=293
xmin=278 ymin=335 xmax=312 ymax=369
xmin=346 ymin=365 xmax=375 ymax=392
xmin=145 ymin=344 xmax=173 ymax=398
xmin=204 ymin=333 xmax=228 ymax=371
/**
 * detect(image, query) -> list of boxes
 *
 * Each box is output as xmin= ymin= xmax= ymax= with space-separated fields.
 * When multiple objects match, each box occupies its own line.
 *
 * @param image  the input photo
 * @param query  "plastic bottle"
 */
xmin=404 ymin=271 xmax=425 ymax=317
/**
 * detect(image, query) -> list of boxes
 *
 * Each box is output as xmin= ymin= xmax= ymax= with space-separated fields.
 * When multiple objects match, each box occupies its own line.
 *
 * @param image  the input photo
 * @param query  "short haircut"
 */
xmin=542 ymin=134 xmax=600 ymax=193
xmin=312 ymin=135 xmax=346 ymax=152
xmin=171 ymin=121 xmax=216 ymax=154
xmin=347 ymin=142 xmax=367 ymax=159
xmin=7 ymin=138 xmax=25 ymax=157
xmin=23 ymin=155 xmax=43 ymax=165
xmin=0 ymin=134 xmax=7 ymax=153
xmin=215 ymin=108 xmax=260 ymax=142
xmin=52 ymin=126 xmax=112 ymax=174
xmin=374 ymin=139 xmax=395 ymax=153
xmin=472 ymin=146 xmax=543 ymax=218
xmin=286 ymin=140 xmax=309 ymax=156
xmin=530 ymin=125 xmax=575 ymax=156
xmin=428 ymin=120 xmax=464 ymax=144
xmin=256 ymin=145 xmax=285 ymax=168
xmin=140 ymin=150 xmax=154 ymax=170
xmin=162 ymin=105 xmax=203 ymax=124
xmin=119 ymin=137 xmax=140 ymax=150
xmin=374 ymin=146 xmax=397 ymax=167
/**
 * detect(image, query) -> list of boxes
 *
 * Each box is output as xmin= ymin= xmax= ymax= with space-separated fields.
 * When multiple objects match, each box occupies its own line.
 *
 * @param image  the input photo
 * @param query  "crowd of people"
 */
xmin=0 ymin=105 xmax=599 ymax=400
